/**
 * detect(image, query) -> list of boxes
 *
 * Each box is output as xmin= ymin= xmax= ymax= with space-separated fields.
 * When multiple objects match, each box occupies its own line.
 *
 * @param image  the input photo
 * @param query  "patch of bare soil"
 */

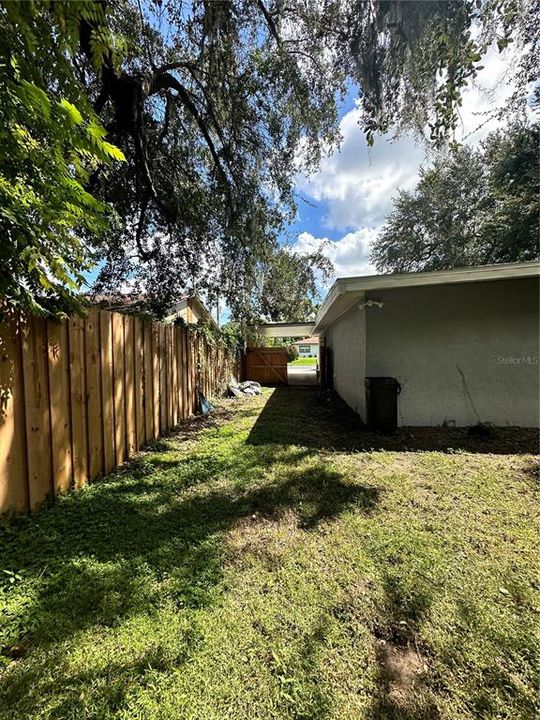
xmin=225 ymin=509 xmax=299 ymax=569
xmin=376 ymin=640 xmax=427 ymax=699
xmin=372 ymin=640 xmax=439 ymax=719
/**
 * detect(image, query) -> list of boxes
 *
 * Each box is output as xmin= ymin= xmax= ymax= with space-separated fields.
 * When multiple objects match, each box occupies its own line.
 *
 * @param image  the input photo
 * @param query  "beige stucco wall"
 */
xmin=364 ymin=277 xmax=539 ymax=427
xmin=325 ymin=304 xmax=366 ymax=418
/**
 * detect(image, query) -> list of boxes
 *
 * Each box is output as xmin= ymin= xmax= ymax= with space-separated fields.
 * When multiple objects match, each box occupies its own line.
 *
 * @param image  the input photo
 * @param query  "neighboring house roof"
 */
xmin=163 ymin=294 xmax=218 ymax=329
xmin=87 ymin=293 xmax=148 ymax=314
xmin=87 ymin=292 xmax=218 ymax=329
xmin=314 ymin=260 xmax=540 ymax=334
xmin=293 ymin=336 xmax=320 ymax=346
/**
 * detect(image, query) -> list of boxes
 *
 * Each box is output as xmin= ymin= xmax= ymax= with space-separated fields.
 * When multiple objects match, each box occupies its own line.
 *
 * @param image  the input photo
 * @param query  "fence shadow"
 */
xmin=247 ymin=387 xmax=539 ymax=455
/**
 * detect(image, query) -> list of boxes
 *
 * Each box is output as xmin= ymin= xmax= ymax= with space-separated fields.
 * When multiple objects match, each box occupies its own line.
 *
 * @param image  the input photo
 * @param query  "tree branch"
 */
xmin=153 ymin=60 xmax=197 ymax=77
xmin=257 ymin=1 xmax=282 ymax=47
xmin=183 ymin=66 xmax=230 ymax=158
xmin=135 ymin=194 xmax=152 ymax=261
xmin=150 ymin=71 xmax=231 ymax=184
xmin=158 ymin=92 xmax=175 ymax=143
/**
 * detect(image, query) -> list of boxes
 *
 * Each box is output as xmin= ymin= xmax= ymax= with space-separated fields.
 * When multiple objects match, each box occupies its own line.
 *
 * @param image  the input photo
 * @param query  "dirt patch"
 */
xmin=520 ymin=457 xmax=540 ymax=489
xmin=373 ymin=640 xmax=438 ymax=718
xmin=225 ymin=509 xmax=299 ymax=568
xmin=376 ymin=640 xmax=427 ymax=697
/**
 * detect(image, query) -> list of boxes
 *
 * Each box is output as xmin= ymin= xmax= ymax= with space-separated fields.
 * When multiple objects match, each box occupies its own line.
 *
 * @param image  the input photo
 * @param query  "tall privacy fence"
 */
xmin=0 ymin=309 xmax=239 ymax=514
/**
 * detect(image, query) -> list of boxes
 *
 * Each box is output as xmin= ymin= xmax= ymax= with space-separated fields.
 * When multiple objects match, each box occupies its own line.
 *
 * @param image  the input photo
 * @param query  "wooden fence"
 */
xmin=0 ymin=310 xmax=238 ymax=514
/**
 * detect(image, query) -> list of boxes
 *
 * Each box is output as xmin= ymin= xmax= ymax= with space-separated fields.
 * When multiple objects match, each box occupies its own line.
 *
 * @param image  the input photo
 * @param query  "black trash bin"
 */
xmin=365 ymin=377 xmax=401 ymax=433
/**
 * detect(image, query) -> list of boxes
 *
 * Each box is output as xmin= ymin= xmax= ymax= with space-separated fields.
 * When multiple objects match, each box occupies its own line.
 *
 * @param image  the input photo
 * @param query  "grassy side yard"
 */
xmin=0 ymin=388 xmax=539 ymax=720
xmin=288 ymin=357 xmax=317 ymax=366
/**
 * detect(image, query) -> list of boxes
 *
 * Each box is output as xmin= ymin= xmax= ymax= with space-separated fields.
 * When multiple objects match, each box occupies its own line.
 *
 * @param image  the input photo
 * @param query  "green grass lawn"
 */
xmin=1 ymin=388 xmax=539 ymax=720
xmin=288 ymin=357 xmax=317 ymax=366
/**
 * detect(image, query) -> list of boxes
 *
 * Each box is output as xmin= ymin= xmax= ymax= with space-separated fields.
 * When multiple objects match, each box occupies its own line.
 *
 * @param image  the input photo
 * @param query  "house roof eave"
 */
xmin=313 ymin=260 xmax=540 ymax=335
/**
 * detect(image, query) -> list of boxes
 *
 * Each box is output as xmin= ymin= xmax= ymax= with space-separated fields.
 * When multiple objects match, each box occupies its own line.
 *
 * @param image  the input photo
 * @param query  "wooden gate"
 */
xmin=245 ymin=348 xmax=288 ymax=385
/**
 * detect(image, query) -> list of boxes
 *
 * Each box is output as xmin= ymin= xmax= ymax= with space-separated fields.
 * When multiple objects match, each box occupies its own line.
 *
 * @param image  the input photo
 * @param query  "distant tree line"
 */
xmin=371 ymin=123 xmax=539 ymax=273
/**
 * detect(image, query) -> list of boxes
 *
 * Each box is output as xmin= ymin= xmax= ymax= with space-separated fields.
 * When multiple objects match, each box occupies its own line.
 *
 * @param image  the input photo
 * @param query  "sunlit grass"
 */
xmin=288 ymin=357 xmax=317 ymax=366
xmin=0 ymin=388 xmax=538 ymax=719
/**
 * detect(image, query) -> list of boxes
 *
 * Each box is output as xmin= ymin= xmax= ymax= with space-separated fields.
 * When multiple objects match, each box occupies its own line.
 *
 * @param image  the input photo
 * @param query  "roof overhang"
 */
xmin=313 ymin=260 xmax=540 ymax=334
xmin=163 ymin=294 xmax=219 ymax=330
xmin=254 ymin=322 xmax=315 ymax=338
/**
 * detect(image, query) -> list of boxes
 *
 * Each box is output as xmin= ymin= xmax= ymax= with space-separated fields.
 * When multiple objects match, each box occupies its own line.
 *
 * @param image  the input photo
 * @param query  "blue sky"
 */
xmin=283 ymin=43 xmax=525 ymax=291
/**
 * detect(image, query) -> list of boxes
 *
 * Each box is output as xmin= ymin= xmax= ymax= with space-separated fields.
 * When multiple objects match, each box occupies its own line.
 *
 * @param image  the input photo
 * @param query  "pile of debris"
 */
xmin=228 ymin=380 xmax=262 ymax=398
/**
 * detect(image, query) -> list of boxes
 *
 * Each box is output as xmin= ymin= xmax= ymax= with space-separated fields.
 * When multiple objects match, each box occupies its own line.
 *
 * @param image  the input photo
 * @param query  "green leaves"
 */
xmin=16 ymin=81 xmax=51 ymax=120
xmin=102 ymin=141 xmax=126 ymax=162
xmin=58 ymin=98 xmax=83 ymax=125
xmin=0 ymin=0 xmax=535 ymax=319
xmin=0 ymin=1 xmax=124 ymax=317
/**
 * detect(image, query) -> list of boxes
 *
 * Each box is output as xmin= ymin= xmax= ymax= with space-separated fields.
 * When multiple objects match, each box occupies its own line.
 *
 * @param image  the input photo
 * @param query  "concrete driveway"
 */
xmin=287 ymin=365 xmax=318 ymax=386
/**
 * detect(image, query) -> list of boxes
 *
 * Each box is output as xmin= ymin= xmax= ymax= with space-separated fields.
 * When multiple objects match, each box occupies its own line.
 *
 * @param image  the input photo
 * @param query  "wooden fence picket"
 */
xmin=158 ymin=324 xmax=167 ymax=432
xmin=0 ymin=310 xmax=238 ymax=514
xmin=152 ymin=323 xmax=160 ymax=439
xmin=112 ymin=313 xmax=126 ymax=465
xmin=134 ymin=317 xmax=145 ymax=449
xmin=124 ymin=316 xmax=136 ymax=458
xmin=68 ymin=315 xmax=88 ymax=490
xmin=100 ymin=311 xmax=115 ymax=473
xmin=0 ymin=317 xmax=28 ymax=512
xmin=85 ymin=310 xmax=103 ymax=480
xmin=143 ymin=320 xmax=154 ymax=442
xmin=47 ymin=318 xmax=72 ymax=495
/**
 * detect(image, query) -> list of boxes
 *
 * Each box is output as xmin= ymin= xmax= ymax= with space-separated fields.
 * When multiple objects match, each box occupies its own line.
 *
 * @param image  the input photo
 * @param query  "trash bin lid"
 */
xmin=365 ymin=376 xmax=399 ymax=385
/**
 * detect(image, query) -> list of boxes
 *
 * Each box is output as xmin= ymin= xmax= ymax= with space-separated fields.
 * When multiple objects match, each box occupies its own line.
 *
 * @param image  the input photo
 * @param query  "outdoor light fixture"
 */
xmin=359 ymin=299 xmax=384 ymax=310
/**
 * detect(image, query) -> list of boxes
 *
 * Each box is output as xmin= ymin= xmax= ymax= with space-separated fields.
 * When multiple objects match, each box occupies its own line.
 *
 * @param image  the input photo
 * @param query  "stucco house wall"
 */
xmin=364 ymin=277 xmax=539 ymax=427
xmin=293 ymin=337 xmax=319 ymax=358
xmin=325 ymin=304 xmax=366 ymax=418
xmin=323 ymin=276 xmax=539 ymax=427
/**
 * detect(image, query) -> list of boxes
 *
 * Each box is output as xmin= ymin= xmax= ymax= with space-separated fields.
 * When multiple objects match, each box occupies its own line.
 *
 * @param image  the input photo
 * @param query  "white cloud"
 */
xmin=293 ymin=44 xmax=526 ymax=281
xmin=455 ymin=44 xmax=526 ymax=142
xmin=297 ymin=117 xmax=424 ymax=231
xmin=295 ymin=229 xmax=377 ymax=283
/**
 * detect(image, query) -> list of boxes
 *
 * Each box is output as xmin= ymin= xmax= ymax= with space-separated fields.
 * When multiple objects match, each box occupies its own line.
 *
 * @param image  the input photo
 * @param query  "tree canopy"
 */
xmin=370 ymin=123 xmax=539 ymax=273
xmin=0 ymin=0 xmax=537 ymax=319
xmin=248 ymin=246 xmax=332 ymax=323
xmin=0 ymin=2 xmax=125 ymax=316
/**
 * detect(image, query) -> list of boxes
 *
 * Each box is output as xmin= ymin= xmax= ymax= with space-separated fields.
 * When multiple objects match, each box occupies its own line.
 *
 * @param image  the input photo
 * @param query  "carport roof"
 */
xmin=253 ymin=322 xmax=315 ymax=338
xmin=313 ymin=260 xmax=540 ymax=334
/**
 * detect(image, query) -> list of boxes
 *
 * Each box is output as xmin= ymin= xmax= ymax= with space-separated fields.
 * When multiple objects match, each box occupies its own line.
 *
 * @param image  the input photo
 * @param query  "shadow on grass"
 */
xmin=520 ymin=457 xmax=540 ymax=490
xmin=0 ymin=412 xmax=380 ymax=716
xmin=247 ymin=387 xmax=539 ymax=455
xmin=2 ymin=388 xmax=535 ymax=718
xmin=0 ymin=637 xmax=200 ymax=719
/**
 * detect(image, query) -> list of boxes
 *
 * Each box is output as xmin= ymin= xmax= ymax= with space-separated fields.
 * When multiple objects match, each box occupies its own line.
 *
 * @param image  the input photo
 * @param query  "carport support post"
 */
xmin=319 ymin=335 xmax=326 ymax=388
